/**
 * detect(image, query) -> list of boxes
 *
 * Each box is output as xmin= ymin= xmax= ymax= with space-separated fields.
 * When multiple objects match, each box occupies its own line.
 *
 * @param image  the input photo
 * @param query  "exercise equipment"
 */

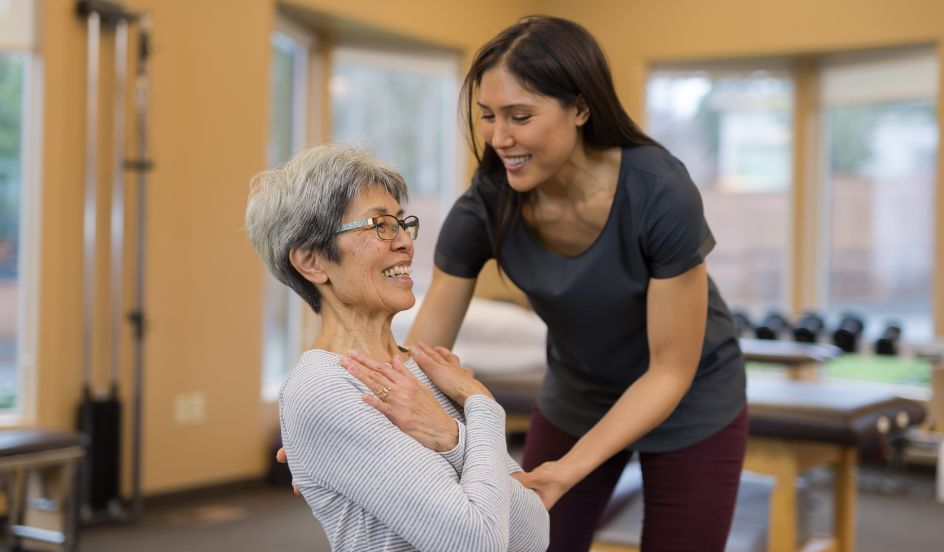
xmin=0 ymin=430 xmax=86 ymax=551
xmin=832 ymin=313 xmax=865 ymax=353
xmin=75 ymin=0 xmax=152 ymax=524
xmin=755 ymin=311 xmax=790 ymax=341
xmin=874 ymin=321 xmax=902 ymax=356
xmin=792 ymin=312 xmax=825 ymax=343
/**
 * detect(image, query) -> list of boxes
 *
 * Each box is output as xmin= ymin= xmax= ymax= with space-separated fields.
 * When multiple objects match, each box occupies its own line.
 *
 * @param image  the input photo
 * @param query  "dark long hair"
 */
xmin=460 ymin=15 xmax=660 ymax=268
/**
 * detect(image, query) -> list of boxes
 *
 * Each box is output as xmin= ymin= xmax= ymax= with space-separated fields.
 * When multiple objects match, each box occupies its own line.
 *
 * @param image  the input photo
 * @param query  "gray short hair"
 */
xmin=245 ymin=144 xmax=409 ymax=313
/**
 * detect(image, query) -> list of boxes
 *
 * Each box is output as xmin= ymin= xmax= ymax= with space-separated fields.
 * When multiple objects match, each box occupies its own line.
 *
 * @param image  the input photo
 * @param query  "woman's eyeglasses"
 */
xmin=334 ymin=214 xmax=419 ymax=241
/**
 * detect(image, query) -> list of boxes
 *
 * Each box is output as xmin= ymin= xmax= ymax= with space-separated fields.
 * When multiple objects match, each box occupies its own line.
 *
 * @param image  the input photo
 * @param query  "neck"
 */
xmin=536 ymin=144 xmax=620 ymax=203
xmin=312 ymin=302 xmax=403 ymax=362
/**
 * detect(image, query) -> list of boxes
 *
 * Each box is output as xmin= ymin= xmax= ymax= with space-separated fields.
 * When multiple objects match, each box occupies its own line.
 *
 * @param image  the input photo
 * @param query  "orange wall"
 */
xmin=36 ymin=0 xmax=537 ymax=495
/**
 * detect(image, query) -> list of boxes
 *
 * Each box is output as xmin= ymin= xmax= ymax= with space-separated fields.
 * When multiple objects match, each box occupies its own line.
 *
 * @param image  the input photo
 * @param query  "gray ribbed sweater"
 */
xmin=279 ymin=349 xmax=550 ymax=552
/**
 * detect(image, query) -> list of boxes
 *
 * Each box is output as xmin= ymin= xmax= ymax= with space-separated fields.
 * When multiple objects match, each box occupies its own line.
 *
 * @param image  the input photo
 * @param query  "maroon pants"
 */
xmin=521 ymin=407 xmax=748 ymax=552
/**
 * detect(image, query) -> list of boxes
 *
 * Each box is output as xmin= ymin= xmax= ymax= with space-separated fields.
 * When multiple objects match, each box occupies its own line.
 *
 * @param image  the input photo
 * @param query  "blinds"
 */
xmin=820 ymin=46 xmax=938 ymax=106
xmin=0 ymin=0 xmax=35 ymax=51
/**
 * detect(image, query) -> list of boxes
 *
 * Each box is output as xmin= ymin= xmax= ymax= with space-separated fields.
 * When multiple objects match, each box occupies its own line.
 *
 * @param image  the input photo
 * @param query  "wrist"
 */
xmin=556 ymin=453 xmax=595 ymax=485
xmin=459 ymin=383 xmax=493 ymax=405
xmin=436 ymin=418 xmax=460 ymax=452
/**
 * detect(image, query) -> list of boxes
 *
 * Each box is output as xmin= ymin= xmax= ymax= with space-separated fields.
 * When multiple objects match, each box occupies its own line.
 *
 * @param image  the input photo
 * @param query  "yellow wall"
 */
xmin=32 ymin=0 xmax=944 ymax=495
xmin=36 ymin=0 xmax=538 ymax=495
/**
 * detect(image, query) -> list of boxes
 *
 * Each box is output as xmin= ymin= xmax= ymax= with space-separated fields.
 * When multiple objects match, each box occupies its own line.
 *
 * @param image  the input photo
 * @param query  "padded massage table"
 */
xmin=392 ymin=298 xmax=926 ymax=552
xmin=476 ymin=367 xmax=925 ymax=552
xmin=0 ymin=429 xmax=86 ymax=551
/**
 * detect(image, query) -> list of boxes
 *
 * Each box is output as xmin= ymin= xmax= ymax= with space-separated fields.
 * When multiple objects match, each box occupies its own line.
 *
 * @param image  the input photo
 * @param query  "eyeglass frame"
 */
xmin=334 ymin=214 xmax=420 ymax=241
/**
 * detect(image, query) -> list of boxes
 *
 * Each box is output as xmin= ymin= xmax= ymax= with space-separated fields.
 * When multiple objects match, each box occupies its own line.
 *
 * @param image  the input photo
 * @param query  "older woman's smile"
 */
xmin=381 ymin=263 xmax=412 ymax=281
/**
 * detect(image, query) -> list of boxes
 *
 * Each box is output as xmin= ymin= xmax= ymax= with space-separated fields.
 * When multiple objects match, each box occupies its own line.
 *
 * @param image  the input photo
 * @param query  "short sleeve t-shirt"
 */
xmin=434 ymin=145 xmax=746 ymax=453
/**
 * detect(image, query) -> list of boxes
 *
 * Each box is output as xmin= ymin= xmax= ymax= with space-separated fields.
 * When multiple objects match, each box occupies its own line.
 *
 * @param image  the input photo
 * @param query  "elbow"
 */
xmin=451 ymin=522 xmax=507 ymax=552
xmin=474 ymin=530 xmax=509 ymax=552
xmin=537 ymin=510 xmax=550 ymax=551
xmin=527 ymin=509 xmax=550 ymax=552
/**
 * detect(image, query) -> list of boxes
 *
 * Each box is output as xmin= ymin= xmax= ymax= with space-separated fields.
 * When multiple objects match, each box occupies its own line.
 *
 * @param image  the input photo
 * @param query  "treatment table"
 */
xmin=477 ymin=369 xmax=924 ymax=552
xmin=0 ymin=429 xmax=86 ymax=551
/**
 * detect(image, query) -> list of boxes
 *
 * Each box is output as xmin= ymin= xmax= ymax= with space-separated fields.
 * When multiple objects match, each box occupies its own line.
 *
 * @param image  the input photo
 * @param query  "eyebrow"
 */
xmin=362 ymin=206 xmax=405 ymax=217
xmin=476 ymin=101 xmax=534 ymax=111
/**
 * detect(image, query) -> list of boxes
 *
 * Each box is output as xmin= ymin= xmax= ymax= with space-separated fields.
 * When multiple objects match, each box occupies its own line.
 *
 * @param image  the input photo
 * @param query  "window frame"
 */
xmin=259 ymin=17 xmax=317 ymax=402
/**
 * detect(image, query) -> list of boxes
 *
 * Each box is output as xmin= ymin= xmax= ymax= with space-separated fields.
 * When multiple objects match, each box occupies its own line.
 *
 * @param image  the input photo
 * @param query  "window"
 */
xmin=820 ymin=49 xmax=938 ymax=341
xmin=0 ymin=0 xmax=40 ymax=419
xmin=330 ymin=47 xmax=460 ymax=293
xmin=646 ymin=47 xmax=939 ymax=344
xmin=260 ymin=22 xmax=312 ymax=399
xmin=647 ymin=67 xmax=794 ymax=315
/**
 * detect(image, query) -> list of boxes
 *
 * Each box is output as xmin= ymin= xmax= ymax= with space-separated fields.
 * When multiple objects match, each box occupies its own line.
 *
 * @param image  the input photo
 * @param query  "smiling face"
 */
xmin=318 ymin=186 xmax=416 ymax=317
xmin=477 ymin=66 xmax=589 ymax=192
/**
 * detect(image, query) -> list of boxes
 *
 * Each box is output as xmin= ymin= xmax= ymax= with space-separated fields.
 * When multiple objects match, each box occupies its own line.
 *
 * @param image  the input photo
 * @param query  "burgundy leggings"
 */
xmin=521 ymin=407 xmax=748 ymax=552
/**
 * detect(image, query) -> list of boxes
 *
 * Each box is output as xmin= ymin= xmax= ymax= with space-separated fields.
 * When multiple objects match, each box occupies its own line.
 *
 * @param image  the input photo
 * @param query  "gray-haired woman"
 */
xmin=245 ymin=144 xmax=549 ymax=552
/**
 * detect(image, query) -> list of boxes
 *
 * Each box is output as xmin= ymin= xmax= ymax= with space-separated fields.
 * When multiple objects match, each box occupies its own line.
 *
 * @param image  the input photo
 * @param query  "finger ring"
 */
xmin=376 ymin=386 xmax=391 ymax=402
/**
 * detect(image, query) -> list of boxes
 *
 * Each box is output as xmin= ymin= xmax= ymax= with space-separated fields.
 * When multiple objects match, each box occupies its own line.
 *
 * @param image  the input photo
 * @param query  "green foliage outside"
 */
xmin=0 ymin=53 xmax=23 ymax=275
xmin=0 ymin=53 xmax=22 ymax=158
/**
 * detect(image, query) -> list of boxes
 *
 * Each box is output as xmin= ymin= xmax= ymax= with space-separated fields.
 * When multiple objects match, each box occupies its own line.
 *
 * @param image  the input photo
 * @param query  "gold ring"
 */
xmin=376 ymin=386 xmax=391 ymax=402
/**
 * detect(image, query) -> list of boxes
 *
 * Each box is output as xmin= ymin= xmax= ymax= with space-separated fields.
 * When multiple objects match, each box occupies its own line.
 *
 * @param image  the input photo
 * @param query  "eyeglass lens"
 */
xmin=375 ymin=215 xmax=419 ymax=240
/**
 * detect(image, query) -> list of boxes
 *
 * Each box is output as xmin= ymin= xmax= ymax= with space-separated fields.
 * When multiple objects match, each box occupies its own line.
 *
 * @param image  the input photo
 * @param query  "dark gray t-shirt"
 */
xmin=435 ymin=146 xmax=746 ymax=453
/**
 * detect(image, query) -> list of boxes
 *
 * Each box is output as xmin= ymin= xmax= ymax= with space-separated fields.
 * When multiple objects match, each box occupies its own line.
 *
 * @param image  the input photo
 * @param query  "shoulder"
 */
xmin=619 ymin=145 xmax=691 ymax=186
xmin=279 ymin=350 xmax=361 ymax=416
xmin=459 ymin=170 xmax=504 ymax=213
xmin=618 ymin=145 xmax=701 ymax=207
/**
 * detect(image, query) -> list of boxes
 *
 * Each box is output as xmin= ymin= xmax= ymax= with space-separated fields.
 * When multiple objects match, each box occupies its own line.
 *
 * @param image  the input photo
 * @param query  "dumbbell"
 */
xmin=832 ymin=313 xmax=865 ymax=353
xmin=755 ymin=311 xmax=790 ymax=340
xmin=793 ymin=311 xmax=825 ymax=343
xmin=874 ymin=321 xmax=902 ymax=356
xmin=731 ymin=310 xmax=753 ymax=337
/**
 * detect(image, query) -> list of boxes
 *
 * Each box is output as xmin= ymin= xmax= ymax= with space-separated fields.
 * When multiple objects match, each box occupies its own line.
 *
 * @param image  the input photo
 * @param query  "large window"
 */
xmin=647 ymin=67 xmax=794 ymax=314
xmin=0 ymin=52 xmax=25 ymax=412
xmin=646 ymin=48 xmax=939 ymax=344
xmin=820 ymin=49 xmax=938 ymax=341
xmin=330 ymin=47 xmax=460 ymax=293
xmin=260 ymin=23 xmax=311 ymax=399
xmin=0 ymin=0 xmax=40 ymax=419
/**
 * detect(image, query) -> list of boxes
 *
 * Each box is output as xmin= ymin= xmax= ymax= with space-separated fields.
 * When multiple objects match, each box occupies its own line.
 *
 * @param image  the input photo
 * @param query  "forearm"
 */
xmin=559 ymin=367 xmax=692 ymax=481
xmin=506 ymin=462 xmax=550 ymax=551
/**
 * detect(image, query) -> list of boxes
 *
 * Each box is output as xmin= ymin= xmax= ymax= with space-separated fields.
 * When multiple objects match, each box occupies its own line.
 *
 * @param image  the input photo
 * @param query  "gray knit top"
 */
xmin=279 ymin=349 xmax=550 ymax=552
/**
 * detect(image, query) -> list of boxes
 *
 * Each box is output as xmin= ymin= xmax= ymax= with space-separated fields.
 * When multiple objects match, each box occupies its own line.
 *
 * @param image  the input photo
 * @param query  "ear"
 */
xmin=290 ymin=247 xmax=329 ymax=285
xmin=574 ymin=96 xmax=590 ymax=127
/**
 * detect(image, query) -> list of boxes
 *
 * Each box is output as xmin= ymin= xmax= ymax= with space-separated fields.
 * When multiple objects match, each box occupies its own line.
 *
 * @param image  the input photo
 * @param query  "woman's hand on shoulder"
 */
xmin=341 ymin=351 xmax=459 ymax=453
xmin=410 ymin=342 xmax=493 ymax=406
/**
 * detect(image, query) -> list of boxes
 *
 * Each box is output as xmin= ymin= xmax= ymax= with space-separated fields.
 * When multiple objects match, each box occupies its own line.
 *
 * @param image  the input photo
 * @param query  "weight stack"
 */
xmin=77 ymin=394 xmax=122 ymax=512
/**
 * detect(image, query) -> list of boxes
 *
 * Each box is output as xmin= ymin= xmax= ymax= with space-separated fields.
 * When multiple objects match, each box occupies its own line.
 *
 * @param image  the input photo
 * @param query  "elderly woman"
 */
xmin=244 ymin=144 xmax=549 ymax=552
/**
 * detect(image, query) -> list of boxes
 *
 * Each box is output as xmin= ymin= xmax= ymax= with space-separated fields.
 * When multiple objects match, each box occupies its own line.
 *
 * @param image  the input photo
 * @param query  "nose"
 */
xmin=390 ymin=224 xmax=414 ymax=256
xmin=491 ymin=118 xmax=514 ymax=149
